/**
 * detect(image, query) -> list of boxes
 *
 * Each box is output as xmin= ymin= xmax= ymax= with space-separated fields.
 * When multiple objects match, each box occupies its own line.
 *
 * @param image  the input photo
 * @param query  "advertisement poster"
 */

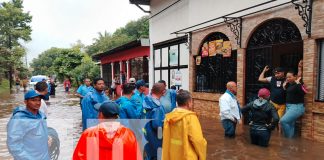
xmin=208 ymin=40 xmax=217 ymax=56
xmin=222 ymin=41 xmax=232 ymax=57
xmin=196 ymin=56 xmax=201 ymax=65
xmin=216 ymin=39 xmax=223 ymax=54
xmin=174 ymin=70 xmax=182 ymax=86
xmin=201 ymin=42 xmax=209 ymax=57
xmin=169 ymin=49 xmax=178 ymax=66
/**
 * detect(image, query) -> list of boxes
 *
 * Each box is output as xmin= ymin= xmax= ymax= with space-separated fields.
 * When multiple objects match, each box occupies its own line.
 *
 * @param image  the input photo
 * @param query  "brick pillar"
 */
xmin=237 ymin=48 xmax=246 ymax=105
xmin=301 ymin=38 xmax=316 ymax=140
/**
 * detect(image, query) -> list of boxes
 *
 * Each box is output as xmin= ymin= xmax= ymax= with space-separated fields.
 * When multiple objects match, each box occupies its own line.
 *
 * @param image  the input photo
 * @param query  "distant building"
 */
xmin=93 ymin=38 xmax=150 ymax=86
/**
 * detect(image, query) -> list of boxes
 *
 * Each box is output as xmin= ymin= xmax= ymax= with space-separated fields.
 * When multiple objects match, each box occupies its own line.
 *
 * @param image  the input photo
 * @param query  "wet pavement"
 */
xmin=0 ymin=85 xmax=324 ymax=160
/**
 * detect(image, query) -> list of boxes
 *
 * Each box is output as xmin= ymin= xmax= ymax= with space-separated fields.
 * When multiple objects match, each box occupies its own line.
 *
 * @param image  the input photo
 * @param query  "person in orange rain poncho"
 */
xmin=73 ymin=101 xmax=142 ymax=160
xmin=162 ymin=90 xmax=207 ymax=160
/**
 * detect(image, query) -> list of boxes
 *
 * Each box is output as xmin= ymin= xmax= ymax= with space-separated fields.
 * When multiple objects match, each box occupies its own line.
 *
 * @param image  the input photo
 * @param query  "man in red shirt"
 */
xmin=73 ymin=101 xmax=142 ymax=160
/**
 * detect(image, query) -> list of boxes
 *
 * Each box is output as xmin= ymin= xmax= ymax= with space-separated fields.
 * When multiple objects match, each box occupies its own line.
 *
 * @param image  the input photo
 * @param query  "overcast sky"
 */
xmin=2 ymin=0 xmax=148 ymax=64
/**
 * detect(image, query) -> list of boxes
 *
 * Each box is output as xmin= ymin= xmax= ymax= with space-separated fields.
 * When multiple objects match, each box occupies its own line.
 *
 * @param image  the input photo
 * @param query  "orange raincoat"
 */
xmin=162 ymin=108 xmax=207 ymax=160
xmin=73 ymin=122 xmax=142 ymax=160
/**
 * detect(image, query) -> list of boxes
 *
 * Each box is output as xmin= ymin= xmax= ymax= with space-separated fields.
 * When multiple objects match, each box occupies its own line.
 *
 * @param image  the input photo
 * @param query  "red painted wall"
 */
xmin=101 ymin=46 xmax=150 ymax=64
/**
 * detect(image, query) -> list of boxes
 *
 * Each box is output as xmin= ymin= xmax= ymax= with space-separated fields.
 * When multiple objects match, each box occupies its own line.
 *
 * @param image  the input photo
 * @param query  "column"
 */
xmin=111 ymin=62 xmax=114 ymax=81
xmin=99 ymin=62 xmax=103 ymax=78
xmin=126 ymin=60 xmax=130 ymax=81
xmin=119 ymin=61 xmax=123 ymax=83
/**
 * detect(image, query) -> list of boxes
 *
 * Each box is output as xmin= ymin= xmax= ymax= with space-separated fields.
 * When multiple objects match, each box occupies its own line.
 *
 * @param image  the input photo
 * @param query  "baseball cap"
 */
xmin=94 ymin=101 xmax=120 ymax=117
xmin=24 ymin=90 xmax=42 ymax=100
xmin=128 ymin=78 xmax=136 ymax=83
xmin=258 ymin=88 xmax=270 ymax=99
xmin=274 ymin=67 xmax=285 ymax=73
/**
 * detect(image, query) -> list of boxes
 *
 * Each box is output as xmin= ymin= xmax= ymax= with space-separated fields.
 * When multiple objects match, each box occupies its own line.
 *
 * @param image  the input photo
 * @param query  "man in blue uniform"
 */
xmin=76 ymin=78 xmax=94 ymax=109
xmin=81 ymin=78 xmax=109 ymax=131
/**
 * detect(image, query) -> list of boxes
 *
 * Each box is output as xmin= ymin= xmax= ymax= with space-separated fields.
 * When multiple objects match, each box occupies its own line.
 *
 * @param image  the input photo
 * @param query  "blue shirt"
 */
xmin=77 ymin=85 xmax=94 ymax=97
xmin=7 ymin=106 xmax=49 ymax=160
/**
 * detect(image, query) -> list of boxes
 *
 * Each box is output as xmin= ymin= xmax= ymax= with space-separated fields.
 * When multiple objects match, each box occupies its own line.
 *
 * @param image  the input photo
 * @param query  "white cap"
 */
xmin=128 ymin=78 xmax=136 ymax=83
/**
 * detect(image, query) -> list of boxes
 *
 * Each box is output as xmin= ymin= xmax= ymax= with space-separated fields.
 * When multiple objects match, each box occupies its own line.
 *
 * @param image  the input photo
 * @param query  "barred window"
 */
xmin=317 ymin=40 xmax=324 ymax=101
xmin=195 ymin=32 xmax=237 ymax=93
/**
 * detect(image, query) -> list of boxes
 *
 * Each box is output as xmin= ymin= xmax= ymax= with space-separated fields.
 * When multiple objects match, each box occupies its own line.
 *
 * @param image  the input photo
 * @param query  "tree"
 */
xmin=70 ymin=54 xmax=100 ymax=86
xmin=86 ymin=15 xmax=149 ymax=56
xmin=0 ymin=0 xmax=32 ymax=88
xmin=30 ymin=47 xmax=62 ymax=76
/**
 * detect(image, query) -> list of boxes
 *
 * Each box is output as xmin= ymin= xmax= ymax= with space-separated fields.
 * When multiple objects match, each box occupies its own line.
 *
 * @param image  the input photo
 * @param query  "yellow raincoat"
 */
xmin=162 ymin=108 xmax=207 ymax=160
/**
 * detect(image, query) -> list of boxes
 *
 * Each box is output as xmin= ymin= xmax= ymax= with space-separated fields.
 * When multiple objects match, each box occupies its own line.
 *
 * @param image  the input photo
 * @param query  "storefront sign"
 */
xmin=201 ymin=42 xmax=209 ymax=57
xmin=196 ymin=56 xmax=201 ymax=65
xmin=222 ymin=41 xmax=232 ymax=57
xmin=208 ymin=40 xmax=217 ymax=56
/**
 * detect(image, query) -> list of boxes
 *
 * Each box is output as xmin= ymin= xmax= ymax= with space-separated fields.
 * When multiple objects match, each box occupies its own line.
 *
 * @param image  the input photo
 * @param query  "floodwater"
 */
xmin=0 ymin=85 xmax=324 ymax=160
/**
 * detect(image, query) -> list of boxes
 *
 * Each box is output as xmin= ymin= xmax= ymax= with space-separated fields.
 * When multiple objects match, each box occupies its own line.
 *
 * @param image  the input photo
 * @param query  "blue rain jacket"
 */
xmin=7 ymin=106 xmax=49 ymax=160
xmin=76 ymin=85 xmax=94 ymax=97
xmin=131 ymin=89 xmax=146 ymax=118
xmin=116 ymin=96 xmax=142 ymax=119
xmin=143 ymin=95 xmax=166 ymax=159
xmin=160 ymin=89 xmax=177 ymax=114
xmin=81 ymin=90 xmax=109 ymax=130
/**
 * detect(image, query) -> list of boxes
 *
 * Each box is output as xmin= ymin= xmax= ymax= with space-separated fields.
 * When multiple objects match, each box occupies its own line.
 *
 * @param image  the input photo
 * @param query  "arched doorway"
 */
xmin=195 ymin=32 xmax=237 ymax=93
xmin=245 ymin=18 xmax=303 ymax=103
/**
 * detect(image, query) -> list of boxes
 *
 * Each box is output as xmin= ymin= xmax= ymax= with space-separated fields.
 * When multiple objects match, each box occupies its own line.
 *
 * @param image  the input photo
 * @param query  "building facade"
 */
xmin=131 ymin=0 xmax=324 ymax=141
xmin=93 ymin=39 xmax=150 ymax=88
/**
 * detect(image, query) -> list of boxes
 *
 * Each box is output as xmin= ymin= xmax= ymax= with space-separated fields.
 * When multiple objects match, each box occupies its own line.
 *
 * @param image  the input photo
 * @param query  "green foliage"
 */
xmin=52 ymin=48 xmax=83 ymax=81
xmin=86 ymin=16 xmax=149 ymax=56
xmin=0 ymin=0 xmax=32 ymax=47
xmin=30 ymin=47 xmax=62 ymax=76
xmin=70 ymin=54 xmax=100 ymax=86
xmin=30 ymin=47 xmax=84 ymax=82
xmin=0 ymin=0 xmax=32 ymax=84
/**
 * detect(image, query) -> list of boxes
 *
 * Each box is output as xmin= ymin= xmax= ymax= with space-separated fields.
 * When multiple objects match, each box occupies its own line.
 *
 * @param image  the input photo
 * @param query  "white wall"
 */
xmin=148 ymin=0 xmax=290 ymax=88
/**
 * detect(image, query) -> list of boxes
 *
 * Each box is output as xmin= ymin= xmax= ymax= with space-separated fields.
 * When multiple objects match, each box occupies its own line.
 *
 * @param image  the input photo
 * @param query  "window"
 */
xmin=153 ymin=36 xmax=189 ymax=89
xmin=195 ymin=32 xmax=237 ymax=93
xmin=317 ymin=40 xmax=324 ymax=101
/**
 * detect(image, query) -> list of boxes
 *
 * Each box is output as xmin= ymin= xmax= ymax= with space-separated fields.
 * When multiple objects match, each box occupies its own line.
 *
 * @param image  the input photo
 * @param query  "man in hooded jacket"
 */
xmin=162 ymin=90 xmax=207 ymax=160
xmin=241 ymin=88 xmax=279 ymax=147
xmin=7 ymin=90 xmax=49 ymax=160
xmin=143 ymin=83 xmax=166 ymax=160
xmin=81 ymin=78 xmax=109 ymax=131
xmin=73 ymin=101 xmax=142 ymax=160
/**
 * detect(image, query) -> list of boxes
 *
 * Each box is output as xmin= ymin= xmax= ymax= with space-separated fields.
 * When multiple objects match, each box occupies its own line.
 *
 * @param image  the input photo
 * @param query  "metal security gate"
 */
xmin=245 ymin=18 xmax=303 ymax=103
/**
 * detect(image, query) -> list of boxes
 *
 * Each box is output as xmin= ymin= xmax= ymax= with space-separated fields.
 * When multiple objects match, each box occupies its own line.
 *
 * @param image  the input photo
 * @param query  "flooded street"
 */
xmin=0 ymin=86 xmax=324 ymax=160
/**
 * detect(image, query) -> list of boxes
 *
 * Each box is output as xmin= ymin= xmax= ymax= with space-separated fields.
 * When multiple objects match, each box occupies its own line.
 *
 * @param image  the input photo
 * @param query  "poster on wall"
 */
xmin=208 ymin=40 xmax=217 ymax=56
xmin=174 ymin=70 xmax=182 ymax=86
xmin=169 ymin=49 xmax=178 ymax=66
xmin=196 ymin=56 xmax=201 ymax=65
xmin=201 ymin=42 xmax=209 ymax=57
xmin=222 ymin=41 xmax=232 ymax=57
xmin=215 ymin=39 xmax=223 ymax=54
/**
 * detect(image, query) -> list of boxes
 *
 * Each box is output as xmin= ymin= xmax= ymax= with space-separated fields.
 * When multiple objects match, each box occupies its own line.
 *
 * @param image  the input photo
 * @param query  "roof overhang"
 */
xmin=129 ymin=0 xmax=150 ymax=5
xmin=92 ymin=39 xmax=150 ymax=60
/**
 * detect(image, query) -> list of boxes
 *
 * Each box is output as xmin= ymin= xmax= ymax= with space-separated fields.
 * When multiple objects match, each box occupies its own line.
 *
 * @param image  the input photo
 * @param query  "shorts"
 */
xmin=270 ymin=101 xmax=286 ymax=118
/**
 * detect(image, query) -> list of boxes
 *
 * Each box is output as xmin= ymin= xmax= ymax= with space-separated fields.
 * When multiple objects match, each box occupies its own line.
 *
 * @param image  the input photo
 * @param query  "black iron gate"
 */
xmin=246 ymin=46 xmax=272 ymax=103
xmin=245 ymin=18 xmax=303 ymax=103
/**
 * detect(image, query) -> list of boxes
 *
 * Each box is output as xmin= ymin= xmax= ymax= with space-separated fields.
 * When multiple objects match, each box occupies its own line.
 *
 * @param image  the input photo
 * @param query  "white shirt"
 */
xmin=39 ymin=99 xmax=48 ymax=117
xmin=219 ymin=92 xmax=241 ymax=121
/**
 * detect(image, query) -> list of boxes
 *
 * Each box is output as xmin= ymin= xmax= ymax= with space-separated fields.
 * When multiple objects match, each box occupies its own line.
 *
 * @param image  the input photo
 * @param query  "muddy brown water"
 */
xmin=0 ymin=86 xmax=324 ymax=160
